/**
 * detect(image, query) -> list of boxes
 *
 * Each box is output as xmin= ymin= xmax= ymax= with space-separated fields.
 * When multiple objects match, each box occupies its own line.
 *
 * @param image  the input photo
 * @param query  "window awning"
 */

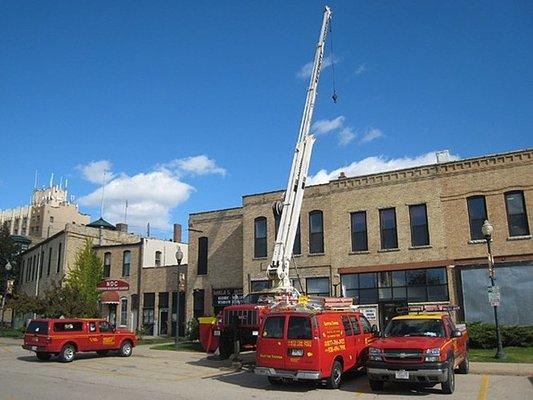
xmin=100 ymin=291 xmax=120 ymax=304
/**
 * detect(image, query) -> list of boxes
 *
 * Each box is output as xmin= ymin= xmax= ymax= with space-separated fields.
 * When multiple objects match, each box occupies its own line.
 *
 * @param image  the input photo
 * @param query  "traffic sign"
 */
xmin=488 ymin=286 xmax=501 ymax=307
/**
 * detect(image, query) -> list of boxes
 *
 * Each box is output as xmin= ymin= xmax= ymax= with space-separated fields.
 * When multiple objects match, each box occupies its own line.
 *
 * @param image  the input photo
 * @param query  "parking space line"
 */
xmin=477 ymin=375 xmax=489 ymax=400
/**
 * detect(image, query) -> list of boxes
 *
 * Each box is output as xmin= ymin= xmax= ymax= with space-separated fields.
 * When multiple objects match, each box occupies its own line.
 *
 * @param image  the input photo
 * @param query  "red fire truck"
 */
xmin=366 ymin=305 xmax=469 ymax=394
xmin=254 ymin=297 xmax=377 ymax=388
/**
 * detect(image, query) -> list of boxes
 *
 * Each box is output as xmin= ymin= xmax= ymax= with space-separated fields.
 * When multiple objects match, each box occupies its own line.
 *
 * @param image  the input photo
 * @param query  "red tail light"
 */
xmin=46 ymin=336 xmax=52 ymax=343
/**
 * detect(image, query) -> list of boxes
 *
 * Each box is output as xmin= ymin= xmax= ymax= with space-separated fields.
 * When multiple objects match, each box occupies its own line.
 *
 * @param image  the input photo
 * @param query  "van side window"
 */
xmin=263 ymin=316 xmax=285 ymax=339
xmin=360 ymin=316 xmax=372 ymax=334
xmin=99 ymin=321 xmax=113 ymax=333
xmin=54 ymin=322 xmax=83 ymax=332
xmin=288 ymin=316 xmax=312 ymax=339
xmin=341 ymin=316 xmax=353 ymax=336
xmin=349 ymin=316 xmax=361 ymax=335
xmin=89 ymin=322 xmax=97 ymax=332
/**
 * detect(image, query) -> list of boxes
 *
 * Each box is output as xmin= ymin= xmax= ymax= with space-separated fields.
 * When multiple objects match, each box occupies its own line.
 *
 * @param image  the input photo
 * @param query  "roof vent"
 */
xmin=338 ymin=171 xmax=347 ymax=179
xmin=436 ymin=150 xmax=451 ymax=164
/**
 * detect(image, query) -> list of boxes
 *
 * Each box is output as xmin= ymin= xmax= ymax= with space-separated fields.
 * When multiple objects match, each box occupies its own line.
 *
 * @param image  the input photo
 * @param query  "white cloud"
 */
xmin=338 ymin=127 xmax=356 ymax=146
xmin=159 ymin=155 xmax=226 ymax=177
xmin=297 ymin=55 xmax=339 ymax=79
xmin=307 ymin=151 xmax=461 ymax=185
xmin=312 ymin=116 xmax=345 ymax=135
xmin=355 ymin=63 xmax=367 ymax=75
xmin=76 ymin=160 xmax=115 ymax=184
xmin=360 ymin=128 xmax=383 ymax=144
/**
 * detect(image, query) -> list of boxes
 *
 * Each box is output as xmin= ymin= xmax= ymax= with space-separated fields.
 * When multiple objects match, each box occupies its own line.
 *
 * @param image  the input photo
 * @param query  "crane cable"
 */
xmin=329 ymin=21 xmax=338 ymax=103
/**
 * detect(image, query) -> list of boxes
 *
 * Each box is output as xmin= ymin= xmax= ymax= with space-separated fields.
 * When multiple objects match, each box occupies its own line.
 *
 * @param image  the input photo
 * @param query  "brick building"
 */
xmin=187 ymin=149 xmax=533 ymax=326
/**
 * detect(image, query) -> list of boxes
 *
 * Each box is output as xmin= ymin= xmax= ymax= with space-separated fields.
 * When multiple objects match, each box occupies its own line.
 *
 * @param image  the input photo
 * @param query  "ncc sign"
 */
xmin=97 ymin=279 xmax=130 ymax=291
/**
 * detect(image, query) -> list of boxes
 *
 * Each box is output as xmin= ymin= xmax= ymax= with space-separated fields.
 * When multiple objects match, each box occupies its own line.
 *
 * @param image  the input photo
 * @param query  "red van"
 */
xmin=254 ymin=308 xmax=377 ymax=388
xmin=22 ymin=318 xmax=138 ymax=362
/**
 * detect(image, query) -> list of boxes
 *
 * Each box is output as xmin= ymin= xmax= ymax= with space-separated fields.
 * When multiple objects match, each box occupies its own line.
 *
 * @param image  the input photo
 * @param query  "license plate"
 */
xmin=252 ymin=331 xmax=259 ymax=336
xmin=31 ymin=346 xmax=38 ymax=351
xmin=213 ymin=330 xmax=220 ymax=336
xmin=395 ymin=370 xmax=409 ymax=379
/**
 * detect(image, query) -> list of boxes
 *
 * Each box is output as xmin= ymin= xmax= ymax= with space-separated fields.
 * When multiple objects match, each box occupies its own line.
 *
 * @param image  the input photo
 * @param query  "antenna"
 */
xmin=49 ymin=173 xmax=54 ymax=188
xmin=147 ymin=222 xmax=150 ymax=237
xmin=59 ymin=176 xmax=63 ymax=189
xmin=124 ymin=200 xmax=128 ymax=224
xmin=34 ymin=170 xmax=38 ymax=189
xmin=99 ymin=172 xmax=107 ymax=218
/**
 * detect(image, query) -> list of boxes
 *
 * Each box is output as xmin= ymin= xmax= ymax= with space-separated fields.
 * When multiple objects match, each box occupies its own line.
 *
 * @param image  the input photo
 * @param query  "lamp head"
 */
xmin=481 ymin=220 xmax=493 ymax=239
xmin=5 ymin=261 xmax=12 ymax=271
xmin=175 ymin=247 xmax=184 ymax=266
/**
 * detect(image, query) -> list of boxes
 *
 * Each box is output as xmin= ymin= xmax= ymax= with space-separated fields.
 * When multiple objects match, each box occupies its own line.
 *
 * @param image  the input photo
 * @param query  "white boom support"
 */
xmin=267 ymin=6 xmax=332 ymax=291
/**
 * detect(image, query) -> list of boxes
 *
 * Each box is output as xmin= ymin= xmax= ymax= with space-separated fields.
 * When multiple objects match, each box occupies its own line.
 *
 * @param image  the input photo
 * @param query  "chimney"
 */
xmin=116 ymin=223 xmax=128 ymax=233
xmin=436 ymin=150 xmax=451 ymax=164
xmin=338 ymin=171 xmax=347 ymax=180
xmin=173 ymin=223 xmax=182 ymax=243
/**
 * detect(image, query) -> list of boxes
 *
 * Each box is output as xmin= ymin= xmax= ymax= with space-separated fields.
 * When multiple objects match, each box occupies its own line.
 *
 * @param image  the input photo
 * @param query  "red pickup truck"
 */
xmin=366 ymin=310 xmax=469 ymax=394
xmin=22 ymin=318 xmax=138 ymax=362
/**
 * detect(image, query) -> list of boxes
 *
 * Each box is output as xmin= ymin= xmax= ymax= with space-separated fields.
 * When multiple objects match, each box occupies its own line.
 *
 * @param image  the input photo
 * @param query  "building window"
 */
xmin=120 ymin=298 xmax=128 ymax=327
xmin=254 ymin=217 xmax=267 ymax=258
xmin=155 ymin=251 xmax=162 ymax=267
xmin=251 ymin=280 xmax=271 ymax=292
xmin=306 ymin=277 xmax=330 ymax=296
xmin=122 ymin=251 xmax=131 ymax=277
xmin=341 ymin=267 xmax=448 ymax=304
xmin=350 ymin=211 xmax=368 ymax=252
xmin=467 ymin=196 xmax=488 ymax=240
xmin=193 ymin=289 xmax=205 ymax=318
xmin=103 ymin=252 xmax=111 ymax=278
xmin=39 ymin=251 xmax=44 ymax=279
xmin=409 ymin=204 xmax=430 ymax=246
xmin=142 ymin=293 xmax=155 ymax=335
xmin=20 ymin=259 xmax=25 ymax=284
xmin=505 ymin=191 xmax=530 ymax=237
xmin=197 ymin=237 xmax=208 ymax=275
xmin=379 ymin=208 xmax=398 ymax=249
xmin=57 ymin=242 xmax=62 ymax=274
xmin=47 ymin=247 xmax=52 ymax=276
xmin=309 ymin=210 xmax=324 ymax=254
xmin=275 ymin=215 xmax=301 ymax=255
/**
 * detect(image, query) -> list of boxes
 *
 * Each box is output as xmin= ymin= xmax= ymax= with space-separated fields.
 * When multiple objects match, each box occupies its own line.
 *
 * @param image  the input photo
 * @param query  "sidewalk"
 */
xmin=471 ymin=362 xmax=533 ymax=377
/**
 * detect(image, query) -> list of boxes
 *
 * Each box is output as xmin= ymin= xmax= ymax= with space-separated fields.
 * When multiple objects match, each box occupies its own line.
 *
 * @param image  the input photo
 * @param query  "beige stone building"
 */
xmin=1 ymin=185 xmax=89 ymax=241
xmin=187 ymin=149 xmax=533 ymax=326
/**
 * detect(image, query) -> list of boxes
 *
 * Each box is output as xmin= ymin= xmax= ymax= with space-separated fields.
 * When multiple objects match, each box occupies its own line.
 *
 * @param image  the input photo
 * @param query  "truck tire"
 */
xmin=325 ymin=360 xmax=343 ymax=389
xmin=218 ymin=336 xmax=233 ymax=360
xmin=267 ymin=377 xmax=284 ymax=386
xmin=119 ymin=340 xmax=133 ymax=357
xmin=59 ymin=344 xmax=76 ymax=363
xmin=457 ymin=355 xmax=469 ymax=374
xmin=36 ymin=352 xmax=51 ymax=361
xmin=441 ymin=358 xmax=455 ymax=394
xmin=369 ymin=379 xmax=384 ymax=391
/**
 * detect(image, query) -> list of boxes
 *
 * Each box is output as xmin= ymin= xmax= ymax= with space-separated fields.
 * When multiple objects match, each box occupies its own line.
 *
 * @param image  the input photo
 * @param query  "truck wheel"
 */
xmin=326 ymin=360 xmax=343 ymax=389
xmin=441 ymin=359 xmax=455 ymax=394
xmin=36 ymin=352 xmax=51 ymax=361
xmin=369 ymin=379 xmax=384 ymax=391
xmin=218 ymin=336 xmax=233 ymax=360
xmin=267 ymin=377 xmax=284 ymax=386
xmin=59 ymin=344 xmax=76 ymax=363
xmin=457 ymin=355 xmax=469 ymax=374
xmin=120 ymin=340 xmax=133 ymax=357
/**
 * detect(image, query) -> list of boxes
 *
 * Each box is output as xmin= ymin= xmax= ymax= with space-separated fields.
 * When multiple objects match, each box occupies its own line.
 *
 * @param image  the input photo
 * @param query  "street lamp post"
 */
xmin=481 ymin=220 xmax=506 ymax=359
xmin=174 ymin=247 xmax=184 ymax=349
xmin=1 ymin=261 xmax=13 ymax=326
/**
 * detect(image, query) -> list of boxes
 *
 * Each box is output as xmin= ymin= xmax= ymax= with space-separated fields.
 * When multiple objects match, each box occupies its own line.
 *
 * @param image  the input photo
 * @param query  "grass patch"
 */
xmin=469 ymin=347 xmax=533 ymax=363
xmin=0 ymin=328 xmax=23 ymax=338
xmin=150 ymin=341 xmax=204 ymax=352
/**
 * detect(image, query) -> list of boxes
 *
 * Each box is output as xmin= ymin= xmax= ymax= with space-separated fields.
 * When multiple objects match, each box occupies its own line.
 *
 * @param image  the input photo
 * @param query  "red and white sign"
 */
xmin=97 ymin=279 xmax=130 ymax=291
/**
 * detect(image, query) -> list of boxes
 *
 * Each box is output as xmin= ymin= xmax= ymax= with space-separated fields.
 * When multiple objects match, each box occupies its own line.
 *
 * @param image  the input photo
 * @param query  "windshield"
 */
xmin=384 ymin=318 xmax=445 ymax=338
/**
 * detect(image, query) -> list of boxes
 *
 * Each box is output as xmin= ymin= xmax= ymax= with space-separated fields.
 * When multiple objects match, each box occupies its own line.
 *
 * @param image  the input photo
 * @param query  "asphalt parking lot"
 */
xmin=1 ymin=338 xmax=532 ymax=400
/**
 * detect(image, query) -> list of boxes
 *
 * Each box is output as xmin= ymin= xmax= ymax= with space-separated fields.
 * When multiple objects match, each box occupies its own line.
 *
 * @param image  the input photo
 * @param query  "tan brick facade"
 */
xmin=188 ymin=149 xmax=533 ymax=323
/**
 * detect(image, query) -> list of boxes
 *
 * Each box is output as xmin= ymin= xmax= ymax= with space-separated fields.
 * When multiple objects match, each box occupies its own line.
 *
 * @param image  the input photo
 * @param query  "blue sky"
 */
xmin=1 ymin=1 xmax=532 ymax=239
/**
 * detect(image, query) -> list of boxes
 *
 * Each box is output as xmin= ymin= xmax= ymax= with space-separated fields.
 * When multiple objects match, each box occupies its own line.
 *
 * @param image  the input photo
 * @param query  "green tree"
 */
xmin=64 ymin=240 xmax=103 ymax=317
xmin=0 ymin=224 xmax=18 ymax=295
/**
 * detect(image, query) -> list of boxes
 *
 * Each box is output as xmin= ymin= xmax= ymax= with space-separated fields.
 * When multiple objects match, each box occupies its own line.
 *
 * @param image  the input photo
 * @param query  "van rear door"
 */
xmin=286 ymin=315 xmax=318 ymax=371
xmin=24 ymin=320 xmax=49 ymax=349
xmin=257 ymin=315 xmax=286 ymax=370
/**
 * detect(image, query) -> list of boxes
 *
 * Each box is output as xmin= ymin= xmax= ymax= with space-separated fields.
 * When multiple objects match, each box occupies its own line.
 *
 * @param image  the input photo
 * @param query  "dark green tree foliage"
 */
xmin=0 ymin=224 xmax=18 ymax=294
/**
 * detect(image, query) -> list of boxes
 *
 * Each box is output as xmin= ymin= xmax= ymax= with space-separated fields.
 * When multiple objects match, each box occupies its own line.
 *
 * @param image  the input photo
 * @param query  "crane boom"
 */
xmin=267 ymin=6 xmax=332 ymax=291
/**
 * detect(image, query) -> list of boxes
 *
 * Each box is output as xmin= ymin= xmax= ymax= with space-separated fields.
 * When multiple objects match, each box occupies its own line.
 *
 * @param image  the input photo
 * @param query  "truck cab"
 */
xmin=366 ymin=308 xmax=469 ymax=394
xmin=254 ymin=307 xmax=376 ymax=389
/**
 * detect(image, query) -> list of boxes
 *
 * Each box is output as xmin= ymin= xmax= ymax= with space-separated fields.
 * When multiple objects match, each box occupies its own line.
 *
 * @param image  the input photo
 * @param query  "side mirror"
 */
xmin=452 ymin=329 xmax=462 ymax=338
xmin=371 ymin=324 xmax=379 ymax=335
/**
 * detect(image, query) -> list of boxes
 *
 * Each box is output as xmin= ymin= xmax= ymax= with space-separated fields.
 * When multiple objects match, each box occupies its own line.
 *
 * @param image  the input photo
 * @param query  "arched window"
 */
xmin=120 ymin=297 xmax=128 ymax=327
xmin=122 ymin=251 xmax=131 ymax=277
xmin=275 ymin=214 xmax=301 ymax=255
xmin=155 ymin=251 xmax=162 ymax=267
xmin=103 ymin=252 xmax=111 ymax=278
xmin=254 ymin=217 xmax=267 ymax=258
xmin=309 ymin=210 xmax=324 ymax=254
xmin=466 ymin=196 xmax=488 ymax=240
xmin=197 ymin=237 xmax=208 ymax=275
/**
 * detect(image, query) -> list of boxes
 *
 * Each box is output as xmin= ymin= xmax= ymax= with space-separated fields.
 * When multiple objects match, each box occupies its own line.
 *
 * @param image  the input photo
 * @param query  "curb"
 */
xmin=471 ymin=362 xmax=533 ymax=377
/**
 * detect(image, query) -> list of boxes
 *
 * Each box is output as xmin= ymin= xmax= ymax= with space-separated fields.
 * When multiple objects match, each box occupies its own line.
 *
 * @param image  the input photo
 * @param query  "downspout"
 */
xmin=136 ymin=238 xmax=143 ymax=331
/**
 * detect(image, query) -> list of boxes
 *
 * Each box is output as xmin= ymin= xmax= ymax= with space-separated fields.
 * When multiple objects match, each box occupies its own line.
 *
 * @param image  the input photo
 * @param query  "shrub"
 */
xmin=186 ymin=318 xmax=199 ymax=341
xmin=467 ymin=321 xmax=533 ymax=348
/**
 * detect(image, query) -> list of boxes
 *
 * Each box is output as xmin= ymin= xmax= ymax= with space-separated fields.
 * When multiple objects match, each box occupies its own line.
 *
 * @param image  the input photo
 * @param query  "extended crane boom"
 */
xmin=267 ymin=6 xmax=332 ymax=291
